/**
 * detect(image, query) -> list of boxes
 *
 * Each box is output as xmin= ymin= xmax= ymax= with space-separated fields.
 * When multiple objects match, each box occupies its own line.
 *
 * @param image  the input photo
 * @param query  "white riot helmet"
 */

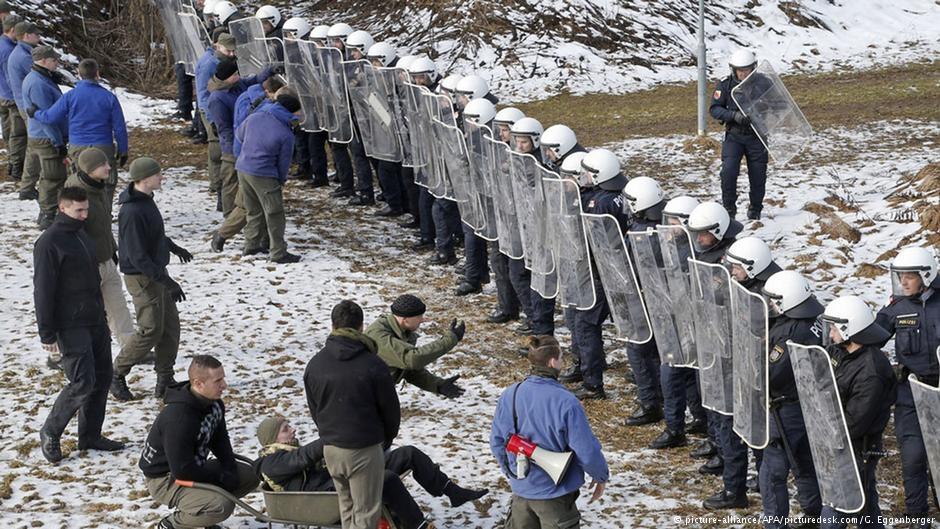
xmin=463 ymin=98 xmax=496 ymax=126
xmin=822 ymin=295 xmax=890 ymax=346
xmin=455 ymin=75 xmax=489 ymax=100
xmin=282 ymin=17 xmax=311 ymax=39
xmin=408 ymin=57 xmax=438 ymax=84
xmin=729 ymin=48 xmax=757 ymax=73
xmin=493 ymin=107 xmax=524 ymax=127
xmin=890 ymin=246 xmax=938 ymax=297
xmin=255 ymin=5 xmax=281 ymax=28
xmin=560 ymin=152 xmax=589 ymax=187
xmin=397 ymin=54 xmax=419 ymax=72
xmin=366 ymin=42 xmax=397 ymax=67
xmin=762 ymin=270 xmax=824 ymax=319
xmin=310 ymin=24 xmax=330 ymax=42
xmin=203 ymin=0 xmax=220 ymax=16
xmin=622 ymin=176 xmax=664 ymax=214
xmin=662 ymin=196 xmax=699 ymax=226
xmin=687 ymin=202 xmax=731 ymax=250
xmin=439 ymin=74 xmax=463 ymax=95
xmin=582 ymin=149 xmax=625 ymax=191
xmin=541 ymin=125 xmax=577 ymax=161
xmin=214 ymin=1 xmax=238 ymax=25
xmin=346 ymin=30 xmax=374 ymax=53
xmin=725 ymin=237 xmax=774 ymax=280
xmin=327 ymin=23 xmax=354 ymax=44
xmin=509 ymin=117 xmax=543 ymax=152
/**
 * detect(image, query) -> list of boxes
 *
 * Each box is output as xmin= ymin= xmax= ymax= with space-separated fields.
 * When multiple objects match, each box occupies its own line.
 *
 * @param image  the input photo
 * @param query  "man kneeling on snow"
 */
xmin=253 ymin=415 xmax=488 ymax=529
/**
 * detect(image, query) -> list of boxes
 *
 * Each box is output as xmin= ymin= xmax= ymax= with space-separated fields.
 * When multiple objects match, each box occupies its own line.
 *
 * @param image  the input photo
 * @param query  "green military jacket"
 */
xmin=64 ymin=170 xmax=116 ymax=264
xmin=365 ymin=313 xmax=458 ymax=394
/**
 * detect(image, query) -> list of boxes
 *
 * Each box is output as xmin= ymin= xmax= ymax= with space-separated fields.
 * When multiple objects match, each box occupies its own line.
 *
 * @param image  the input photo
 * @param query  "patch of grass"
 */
xmin=516 ymin=61 xmax=940 ymax=146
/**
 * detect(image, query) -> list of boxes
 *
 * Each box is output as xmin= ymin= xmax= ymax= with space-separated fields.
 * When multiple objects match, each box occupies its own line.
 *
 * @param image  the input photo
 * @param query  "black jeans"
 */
xmin=42 ymin=324 xmax=113 ymax=444
xmin=383 ymin=446 xmax=451 ymax=529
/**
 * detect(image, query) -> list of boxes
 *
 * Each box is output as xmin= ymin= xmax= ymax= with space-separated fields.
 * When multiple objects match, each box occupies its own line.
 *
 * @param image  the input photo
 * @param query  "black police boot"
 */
xmin=455 ymin=281 xmax=482 ymax=296
xmin=330 ymin=187 xmax=354 ymax=198
xmin=649 ymin=429 xmax=687 ymax=449
xmin=558 ymin=365 xmax=583 ymax=384
xmin=487 ymin=310 xmax=519 ymax=324
xmin=375 ymin=192 xmax=385 ymax=203
xmin=691 ymin=439 xmax=718 ymax=459
xmin=399 ymin=218 xmax=420 ymax=229
xmin=110 ymin=375 xmax=136 ymax=402
xmin=411 ymin=238 xmax=434 ymax=252
xmin=429 ymin=252 xmax=457 ymax=265
xmin=702 ymin=489 xmax=748 ymax=509
xmin=348 ymin=195 xmax=375 ymax=206
xmin=724 ymin=205 xmax=737 ymax=219
xmin=79 ymin=436 xmax=126 ymax=452
xmin=686 ymin=417 xmax=709 ymax=437
xmin=40 ymin=428 xmax=63 ymax=464
xmin=624 ymin=405 xmax=664 ymax=426
xmin=698 ymin=455 xmax=724 ymax=475
xmin=514 ymin=318 xmax=532 ymax=335
xmin=573 ymin=384 xmax=606 ymax=401
xmin=374 ymin=205 xmax=404 ymax=217
xmin=210 ymin=231 xmax=225 ymax=253
xmin=309 ymin=179 xmax=329 ymax=188
xmin=154 ymin=375 xmax=178 ymax=399
xmin=746 ymin=208 xmax=762 ymax=220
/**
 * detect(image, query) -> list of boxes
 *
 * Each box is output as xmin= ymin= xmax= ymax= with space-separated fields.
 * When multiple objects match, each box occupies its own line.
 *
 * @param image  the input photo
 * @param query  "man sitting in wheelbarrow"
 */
xmin=253 ymin=415 xmax=488 ymax=529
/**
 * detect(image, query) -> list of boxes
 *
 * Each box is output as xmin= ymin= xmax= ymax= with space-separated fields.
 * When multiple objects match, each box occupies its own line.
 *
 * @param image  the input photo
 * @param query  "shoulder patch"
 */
xmin=713 ymin=89 xmax=721 ymax=99
xmin=769 ymin=344 xmax=785 ymax=363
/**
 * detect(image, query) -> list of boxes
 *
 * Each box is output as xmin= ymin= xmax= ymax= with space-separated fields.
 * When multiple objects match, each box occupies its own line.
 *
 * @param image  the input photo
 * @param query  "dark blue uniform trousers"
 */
xmin=489 ymin=243 xmax=520 ymax=317
xmin=575 ymin=279 xmax=609 ymax=388
xmin=626 ymin=338 xmax=663 ymax=409
xmin=508 ymin=257 xmax=532 ymax=319
xmin=895 ymin=381 xmax=931 ymax=516
xmin=715 ymin=412 xmax=749 ymax=496
xmin=461 ymin=222 xmax=489 ymax=285
xmin=431 ymin=198 xmax=460 ymax=255
xmin=662 ymin=364 xmax=705 ymax=434
xmin=378 ymin=160 xmax=405 ymax=212
xmin=759 ymin=402 xmax=821 ymax=529
xmin=719 ymin=131 xmax=768 ymax=213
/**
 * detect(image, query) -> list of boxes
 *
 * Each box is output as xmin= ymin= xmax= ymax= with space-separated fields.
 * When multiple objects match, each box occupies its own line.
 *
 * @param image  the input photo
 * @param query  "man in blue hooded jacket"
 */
xmin=8 ymin=20 xmax=40 ymax=199
xmin=0 ymin=15 xmax=23 ymax=182
xmin=31 ymin=58 xmax=128 ymax=209
xmin=23 ymin=45 xmax=68 ymax=228
xmin=235 ymin=92 xmax=301 ymax=264
xmin=491 ymin=335 xmax=608 ymax=528
xmin=195 ymin=32 xmax=236 ymax=200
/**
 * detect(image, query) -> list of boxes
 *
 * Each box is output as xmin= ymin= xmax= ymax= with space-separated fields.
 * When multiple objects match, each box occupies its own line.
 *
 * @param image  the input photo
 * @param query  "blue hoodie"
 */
xmin=7 ymin=41 xmax=33 ymax=109
xmin=232 ymin=83 xmax=267 ymax=157
xmin=34 ymin=80 xmax=129 ymax=154
xmin=0 ymin=35 xmax=17 ymax=101
xmin=490 ymin=375 xmax=609 ymax=500
xmin=207 ymin=68 xmax=271 ymax=156
xmin=195 ymin=47 xmax=218 ymax=114
xmin=235 ymin=103 xmax=295 ymax=184
xmin=22 ymin=66 xmax=67 ymax=145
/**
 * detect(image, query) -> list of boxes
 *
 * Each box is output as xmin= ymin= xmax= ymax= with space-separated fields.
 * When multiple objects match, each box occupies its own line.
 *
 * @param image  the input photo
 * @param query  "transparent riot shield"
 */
xmin=343 ymin=59 xmax=379 ymax=156
xmin=426 ymin=93 xmax=458 ymax=200
xmin=731 ymin=61 xmax=813 ymax=165
xmin=366 ymin=67 xmax=405 ymax=162
xmin=542 ymin=178 xmax=595 ymax=309
xmin=655 ymin=224 xmax=698 ymax=366
xmin=582 ymin=213 xmax=652 ymax=343
xmin=284 ymin=39 xmax=323 ymax=132
xmin=403 ymin=83 xmax=432 ymax=185
xmin=910 ymin=346 xmax=940 ymax=510
xmin=508 ymin=152 xmax=556 ymax=278
xmin=487 ymin=137 xmax=524 ymax=259
xmin=627 ymin=229 xmax=692 ymax=366
xmin=386 ymin=68 xmax=413 ymax=167
xmin=788 ymin=342 xmax=865 ymax=513
xmin=463 ymin=120 xmax=499 ymax=242
xmin=731 ymin=281 xmax=769 ymax=449
xmin=229 ymin=17 xmax=276 ymax=77
xmin=315 ymin=47 xmax=353 ymax=144
xmin=154 ymin=1 xmax=197 ymax=74
xmin=177 ymin=12 xmax=209 ymax=76
xmin=690 ymin=259 xmax=734 ymax=415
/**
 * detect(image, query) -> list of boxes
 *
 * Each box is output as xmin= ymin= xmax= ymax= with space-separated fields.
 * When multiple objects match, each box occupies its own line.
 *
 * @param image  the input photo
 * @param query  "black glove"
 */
xmin=117 ymin=152 xmax=129 ymax=168
xmin=169 ymin=241 xmax=193 ymax=263
xmin=438 ymin=375 xmax=465 ymax=399
xmin=159 ymin=276 xmax=186 ymax=303
xmin=449 ymin=318 xmax=466 ymax=341
xmin=733 ymin=111 xmax=750 ymax=126
xmin=26 ymin=106 xmax=36 ymax=118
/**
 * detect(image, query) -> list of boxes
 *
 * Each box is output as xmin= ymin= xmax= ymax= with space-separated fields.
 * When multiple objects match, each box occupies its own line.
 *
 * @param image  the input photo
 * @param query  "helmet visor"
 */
xmin=890 ymin=266 xmax=928 ymax=298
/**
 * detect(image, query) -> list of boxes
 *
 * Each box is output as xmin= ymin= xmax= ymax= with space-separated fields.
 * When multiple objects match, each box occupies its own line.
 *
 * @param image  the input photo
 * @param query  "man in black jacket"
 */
xmin=253 ymin=416 xmax=487 ymax=529
xmin=34 ymin=187 xmax=125 ymax=463
xmin=304 ymin=300 xmax=401 ymax=529
xmin=111 ymin=158 xmax=192 ymax=402
xmin=140 ymin=355 xmax=258 ymax=529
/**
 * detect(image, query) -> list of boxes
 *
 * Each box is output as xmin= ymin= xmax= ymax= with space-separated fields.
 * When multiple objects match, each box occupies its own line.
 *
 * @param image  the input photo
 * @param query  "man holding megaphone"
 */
xmin=490 ymin=335 xmax=609 ymax=528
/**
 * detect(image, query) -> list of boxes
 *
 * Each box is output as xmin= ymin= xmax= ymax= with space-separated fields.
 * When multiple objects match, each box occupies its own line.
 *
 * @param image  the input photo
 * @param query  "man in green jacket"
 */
xmin=365 ymin=294 xmax=467 ymax=398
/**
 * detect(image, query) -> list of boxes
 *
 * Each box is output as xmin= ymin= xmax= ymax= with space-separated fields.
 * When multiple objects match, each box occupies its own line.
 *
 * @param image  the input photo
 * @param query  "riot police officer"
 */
xmin=709 ymin=49 xmax=769 ymax=220
xmin=876 ymin=247 xmax=939 ymax=526
xmin=759 ymin=271 xmax=823 ymax=529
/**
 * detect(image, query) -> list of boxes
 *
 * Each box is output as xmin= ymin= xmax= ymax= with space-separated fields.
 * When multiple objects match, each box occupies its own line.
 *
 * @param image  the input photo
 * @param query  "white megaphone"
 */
xmin=506 ymin=434 xmax=573 ymax=485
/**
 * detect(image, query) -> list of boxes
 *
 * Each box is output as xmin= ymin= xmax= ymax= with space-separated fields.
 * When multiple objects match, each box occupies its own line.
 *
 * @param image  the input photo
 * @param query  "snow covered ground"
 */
xmin=0 ymin=105 xmax=935 ymax=526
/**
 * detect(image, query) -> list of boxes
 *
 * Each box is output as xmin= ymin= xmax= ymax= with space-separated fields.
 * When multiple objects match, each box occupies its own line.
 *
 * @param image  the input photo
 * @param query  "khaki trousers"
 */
xmin=16 ymin=109 xmax=39 ymax=192
xmin=324 ymin=444 xmax=385 ymax=529
xmin=145 ymin=461 xmax=258 ymax=529
xmin=33 ymin=138 xmax=68 ymax=218
xmin=113 ymin=274 xmax=179 ymax=378
xmin=98 ymin=259 xmax=136 ymax=350
xmin=507 ymin=490 xmax=581 ymax=529
xmin=240 ymin=172 xmax=287 ymax=259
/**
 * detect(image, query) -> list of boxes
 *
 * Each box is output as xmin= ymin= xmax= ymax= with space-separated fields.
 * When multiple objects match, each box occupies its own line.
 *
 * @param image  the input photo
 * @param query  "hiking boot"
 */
xmin=624 ymin=405 xmax=664 ymax=426
xmin=18 ymin=188 xmax=38 ymax=200
xmin=79 ymin=436 xmax=125 ymax=452
xmin=702 ymin=489 xmax=748 ymax=509
xmin=154 ymin=375 xmax=178 ymax=399
xmin=40 ymin=428 xmax=63 ymax=463
xmin=38 ymin=213 xmax=55 ymax=230
xmin=110 ymin=375 xmax=136 ymax=402
xmin=272 ymin=252 xmax=302 ymax=264
xmin=244 ymin=246 xmax=270 ymax=256
xmin=210 ymin=231 xmax=225 ymax=253
xmin=455 ymin=282 xmax=481 ymax=296
xmin=649 ymin=429 xmax=687 ymax=449
xmin=46 ymin=356 xmax=63 ymax=371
